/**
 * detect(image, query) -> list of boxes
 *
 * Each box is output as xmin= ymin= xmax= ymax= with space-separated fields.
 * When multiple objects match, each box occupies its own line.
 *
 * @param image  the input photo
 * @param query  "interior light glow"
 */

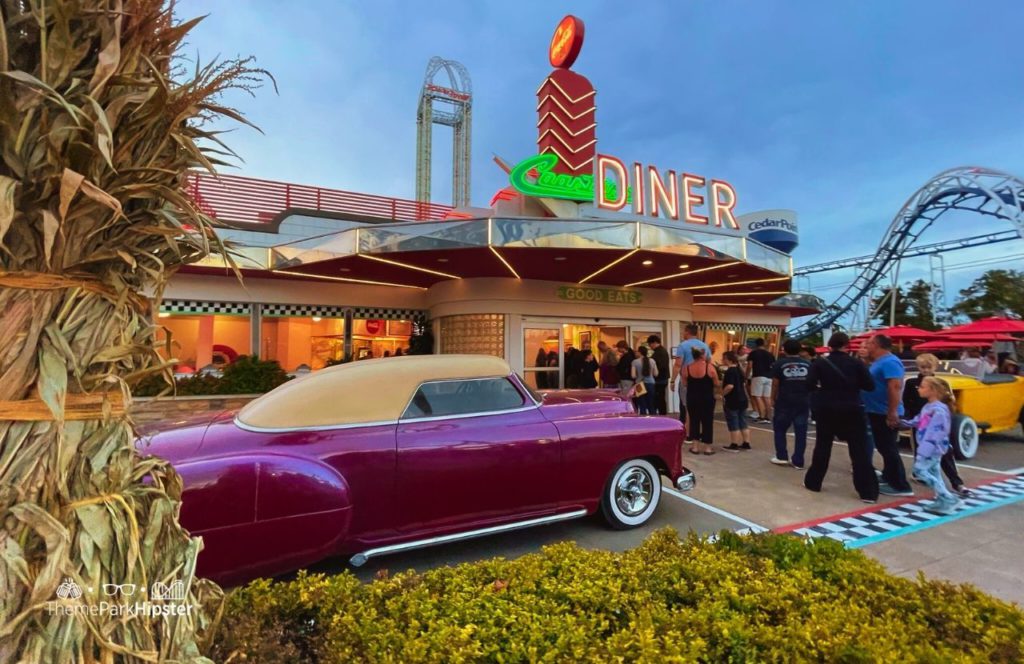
xmin=642 ymin=259 xmax=654 ymax=266
xmin=359 ymin=254 xmax=461 ymax=279
xmin=489 ymin=246 xmax=521 ymax=279
xmin=630 ymin=261 xmax=741 ymax=288
xmin=678 ymin=264 xmax=689 ymax=269
xmin=270 ymin=270 xmax=427 ymax=290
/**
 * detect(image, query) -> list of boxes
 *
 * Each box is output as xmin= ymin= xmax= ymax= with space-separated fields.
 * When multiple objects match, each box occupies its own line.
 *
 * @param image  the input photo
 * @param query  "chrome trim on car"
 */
xmin=675 ymin=472 xmax=697 ymax=492
xmin=233 ymin=417 xmax=399 ymax=434
xmin=348 ymin=509 xmax=588 ymax=567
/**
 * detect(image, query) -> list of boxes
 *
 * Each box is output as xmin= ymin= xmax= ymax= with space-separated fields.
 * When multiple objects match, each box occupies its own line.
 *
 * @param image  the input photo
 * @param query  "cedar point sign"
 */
xmin=509 ymin=15 xmax=740 ymax=231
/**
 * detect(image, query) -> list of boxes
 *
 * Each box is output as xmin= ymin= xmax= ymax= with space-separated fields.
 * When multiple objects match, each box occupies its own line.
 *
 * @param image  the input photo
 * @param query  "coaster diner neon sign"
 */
xmin=508 ymin=153 xmax=739 ymax=229
xmin=509 ymin=153 xmax=629 ymax=203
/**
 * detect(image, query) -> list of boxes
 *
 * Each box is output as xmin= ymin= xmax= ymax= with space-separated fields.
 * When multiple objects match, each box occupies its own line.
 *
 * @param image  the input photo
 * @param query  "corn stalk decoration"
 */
xmin=0 ymin=1 xmax=269 ymax=660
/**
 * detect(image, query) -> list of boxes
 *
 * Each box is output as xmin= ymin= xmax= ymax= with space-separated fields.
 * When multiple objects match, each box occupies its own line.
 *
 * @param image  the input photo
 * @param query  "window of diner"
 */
xmin=156 ymin=309 xmax=251 ymax=374
xmin=744 ymin=327 xmax=781 ymax=355
xmin=260 ymin=315 xmax=345 ymax=371
xmin=702 ymin=327 xmax=741 ymax=364
xmin=522 ymin=327 xmax=560 ymax=390
xmin=352 ymin=318 xmax=412 ymax=361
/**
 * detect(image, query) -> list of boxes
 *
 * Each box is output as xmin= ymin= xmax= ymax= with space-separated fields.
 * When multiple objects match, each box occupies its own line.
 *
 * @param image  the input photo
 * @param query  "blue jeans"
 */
xmin=636 ymin=384 xmax=655 ymax=414
xmin=773 ymin=403 xmax=809 ymax=466
xmin=914 ymin=455 xmax=955 ymax=505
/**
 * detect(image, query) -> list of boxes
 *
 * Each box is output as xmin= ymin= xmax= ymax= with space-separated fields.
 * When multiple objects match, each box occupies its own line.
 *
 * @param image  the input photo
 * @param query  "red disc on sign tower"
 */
xmin=549 ymin=15 xmax=585 ymax=69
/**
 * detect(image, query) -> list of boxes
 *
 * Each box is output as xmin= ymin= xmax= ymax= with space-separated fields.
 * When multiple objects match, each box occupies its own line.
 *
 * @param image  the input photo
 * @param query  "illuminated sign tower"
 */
xmin=537 ymin=16 xmax=595 ymax=177
xmin=415 ymin=57 xmax=473 ymax=207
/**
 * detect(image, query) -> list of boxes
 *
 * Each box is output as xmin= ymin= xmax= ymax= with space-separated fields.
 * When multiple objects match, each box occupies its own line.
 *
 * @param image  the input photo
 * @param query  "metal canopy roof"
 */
xmin=267 ymin=217 xmax=794 ymax=305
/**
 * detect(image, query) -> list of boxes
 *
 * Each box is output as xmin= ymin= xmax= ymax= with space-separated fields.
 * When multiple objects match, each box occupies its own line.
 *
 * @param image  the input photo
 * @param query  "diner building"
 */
xmin=160 ymin=171 xmax=819 ymax=391
xmin=158 ymin=14 xmax=820 ymax=388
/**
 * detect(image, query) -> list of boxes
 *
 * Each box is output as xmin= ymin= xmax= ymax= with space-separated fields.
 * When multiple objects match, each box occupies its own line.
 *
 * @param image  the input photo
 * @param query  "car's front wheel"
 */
xmin=601 ymin=458 xmax=661 ymax=530
xmin=951 ymin=414 xmax=979 ymax=460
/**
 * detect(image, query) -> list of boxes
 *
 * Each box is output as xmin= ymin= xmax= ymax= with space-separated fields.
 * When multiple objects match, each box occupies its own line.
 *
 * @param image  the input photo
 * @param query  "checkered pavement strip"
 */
xmin=775 ymin=475 xmax=1024 ymax=549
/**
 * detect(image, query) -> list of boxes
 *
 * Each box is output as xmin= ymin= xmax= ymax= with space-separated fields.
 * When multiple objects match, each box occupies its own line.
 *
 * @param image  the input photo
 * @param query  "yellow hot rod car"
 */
xmin=937 ymin=370 xmax=1024 ymax=459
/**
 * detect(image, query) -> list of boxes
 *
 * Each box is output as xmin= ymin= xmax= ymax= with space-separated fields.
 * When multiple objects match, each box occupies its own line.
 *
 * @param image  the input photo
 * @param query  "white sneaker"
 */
xmin=770 ymin=457 xmax=791 ymax=466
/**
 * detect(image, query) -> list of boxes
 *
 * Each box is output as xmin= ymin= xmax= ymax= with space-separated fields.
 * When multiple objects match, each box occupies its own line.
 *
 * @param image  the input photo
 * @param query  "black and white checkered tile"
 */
xmin=746 ymin=324 xmax=782 ymax=334
xmin=351 ymin=307 xmax=425 ymax=320
xmin=159 ymin=299 xmax=251 ymax=315
xmin=788 ymin=476 xmax=1024 ymax=546
xmin=262 ymin=303 xmax=344 ymax=318
xmin=702 ymin=322 xmax=740 ymax=331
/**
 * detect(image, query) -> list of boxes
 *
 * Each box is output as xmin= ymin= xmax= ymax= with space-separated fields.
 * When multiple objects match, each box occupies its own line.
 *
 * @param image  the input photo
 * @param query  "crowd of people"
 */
xmin=676 ymin=330 xmax=979 ymax=513
xmin=535 ymin=326 xmax=1018 ymax=513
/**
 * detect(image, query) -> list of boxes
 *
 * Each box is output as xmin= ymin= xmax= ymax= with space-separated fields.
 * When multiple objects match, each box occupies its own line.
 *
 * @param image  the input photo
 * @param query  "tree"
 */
xmin=0 ymin=2 xmax=268 ymax=660
xmin=869 ymin=285 xmax=910 ymax=327
xmin=868 ymin=280 xmax=937 ymax=329
xmin=951 ymin=269 xmax=1024 ymax=320
xmin=902 ymin=279 xmax=936 ymax=330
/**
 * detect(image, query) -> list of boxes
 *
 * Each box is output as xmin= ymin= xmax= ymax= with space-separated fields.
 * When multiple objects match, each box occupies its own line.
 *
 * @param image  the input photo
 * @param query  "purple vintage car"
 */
xmin=138 ymin=355 xmax=694 ymax=586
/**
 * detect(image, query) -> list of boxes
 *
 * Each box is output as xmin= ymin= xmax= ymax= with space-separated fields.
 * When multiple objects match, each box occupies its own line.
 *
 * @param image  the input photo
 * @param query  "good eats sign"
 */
xmin=557 ymin=286 xmax=643 ymax=304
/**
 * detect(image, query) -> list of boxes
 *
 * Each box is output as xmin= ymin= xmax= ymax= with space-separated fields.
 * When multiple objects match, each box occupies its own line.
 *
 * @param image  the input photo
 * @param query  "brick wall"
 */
xmin=131 ymin=395 xmax=259 ymax=426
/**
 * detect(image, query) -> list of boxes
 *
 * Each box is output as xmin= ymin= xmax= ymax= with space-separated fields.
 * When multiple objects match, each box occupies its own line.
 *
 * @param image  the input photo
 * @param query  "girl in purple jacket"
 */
xmin=900 ymin=376 xmax=961 ymax=515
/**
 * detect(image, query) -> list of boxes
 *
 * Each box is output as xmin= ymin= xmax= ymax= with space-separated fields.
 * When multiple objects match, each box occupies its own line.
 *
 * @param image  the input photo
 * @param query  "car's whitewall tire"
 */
xmin=601 ymin=458 xmax=661 ymax=530
xmin=951 ymin=414 xmax=979 ymax=460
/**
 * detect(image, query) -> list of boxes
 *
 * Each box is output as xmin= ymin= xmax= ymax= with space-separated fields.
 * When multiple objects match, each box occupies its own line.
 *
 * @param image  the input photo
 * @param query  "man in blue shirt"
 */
xmin=671 ymin=324 xmax=711 ymax=427
xmin=862 ymin=334 xmax=912 ymax=496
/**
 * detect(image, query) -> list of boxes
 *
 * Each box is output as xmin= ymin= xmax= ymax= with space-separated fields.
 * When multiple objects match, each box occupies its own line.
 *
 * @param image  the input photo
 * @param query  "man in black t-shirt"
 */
xmin=647 ymin=335 xmax=671 ymax=415
xmin=746 ymin=338 xmax=775 ymax=422
xmin=721 ymin=351 xmax=752 ymax=451
xmin=769 ymin=339 xmax=811 ymax=469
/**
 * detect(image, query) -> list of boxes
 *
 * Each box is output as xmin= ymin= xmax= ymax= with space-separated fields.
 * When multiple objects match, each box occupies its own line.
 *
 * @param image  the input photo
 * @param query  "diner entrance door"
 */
xmin=520 ymin=319 xmax=665 ymax=390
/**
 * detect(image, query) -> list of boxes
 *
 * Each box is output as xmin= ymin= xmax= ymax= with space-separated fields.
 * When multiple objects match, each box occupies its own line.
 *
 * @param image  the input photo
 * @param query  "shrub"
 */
xmin=133 ymin=356 xmax=291 ymax=396
xmin=207 ymin=529 xmax=1024 ymax=663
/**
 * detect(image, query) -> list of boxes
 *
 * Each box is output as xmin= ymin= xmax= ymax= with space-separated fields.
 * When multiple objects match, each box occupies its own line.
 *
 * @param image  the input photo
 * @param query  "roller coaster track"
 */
xmin=786 ymin=167 xmax=1024 ymax=339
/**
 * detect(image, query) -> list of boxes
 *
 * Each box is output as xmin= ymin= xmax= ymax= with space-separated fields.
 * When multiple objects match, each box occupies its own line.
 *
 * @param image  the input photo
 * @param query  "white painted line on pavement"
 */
xmin=735 ymin=422 xmax=1012 ymax=475
xmin=663 ymin=487 xmax=770 ymax=533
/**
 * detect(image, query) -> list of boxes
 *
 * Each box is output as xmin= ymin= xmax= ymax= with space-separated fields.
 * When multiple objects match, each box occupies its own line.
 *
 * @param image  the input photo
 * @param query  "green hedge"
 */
xmin=134 ymin=356 xmax=291 ymax=396
xmin=207 ymin=529 xmax=1024 ymax=663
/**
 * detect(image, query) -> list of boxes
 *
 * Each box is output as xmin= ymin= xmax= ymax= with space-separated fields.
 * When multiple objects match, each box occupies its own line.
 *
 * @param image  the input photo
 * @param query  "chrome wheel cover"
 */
xmin=615 ymin=467 xmax=654 ymax=517
xmin=958 ymin=418 xmax=979 ymax=458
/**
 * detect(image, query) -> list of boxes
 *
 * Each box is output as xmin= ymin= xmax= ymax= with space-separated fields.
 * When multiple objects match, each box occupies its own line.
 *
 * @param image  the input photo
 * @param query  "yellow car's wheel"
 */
xmin=951 ymin=414 xmax=979 ymax=460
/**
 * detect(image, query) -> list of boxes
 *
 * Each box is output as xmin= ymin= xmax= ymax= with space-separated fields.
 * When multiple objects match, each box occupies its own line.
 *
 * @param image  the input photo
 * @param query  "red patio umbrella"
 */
xmin=869 ymin=325 xmax=937 ymax=340
xmin=912 ymin=334 xmax=1017 ymax=351
xmin=941 ymin=316 xmax=1024 ymax=336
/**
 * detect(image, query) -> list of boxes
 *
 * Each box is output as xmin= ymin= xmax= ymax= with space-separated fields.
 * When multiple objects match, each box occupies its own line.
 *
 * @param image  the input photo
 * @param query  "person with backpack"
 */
xmin=803 ymin=333 xmax=879 ymax=503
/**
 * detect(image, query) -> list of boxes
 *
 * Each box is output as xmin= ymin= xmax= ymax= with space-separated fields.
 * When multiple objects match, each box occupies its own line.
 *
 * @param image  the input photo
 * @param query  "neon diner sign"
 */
xmin=508 ymin=152 xmax=736 ymax=229
xmin=509 ymin=153 xmax=630 ymax=203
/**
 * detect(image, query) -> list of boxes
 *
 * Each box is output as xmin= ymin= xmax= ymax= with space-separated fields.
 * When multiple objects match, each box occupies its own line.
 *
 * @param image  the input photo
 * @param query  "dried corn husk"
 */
xmin=0 ymin=1 xmax=270 ymax=661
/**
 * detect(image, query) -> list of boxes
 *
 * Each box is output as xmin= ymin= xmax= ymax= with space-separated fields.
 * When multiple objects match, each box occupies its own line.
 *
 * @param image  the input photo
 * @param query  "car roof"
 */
xmin=237 ymin=354 xmax=513 ymax=430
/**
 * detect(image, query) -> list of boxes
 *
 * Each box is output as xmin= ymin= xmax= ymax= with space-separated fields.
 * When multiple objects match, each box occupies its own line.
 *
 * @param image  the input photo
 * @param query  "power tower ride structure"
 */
xmin=415 ymin=57 xmax=472 ymax=207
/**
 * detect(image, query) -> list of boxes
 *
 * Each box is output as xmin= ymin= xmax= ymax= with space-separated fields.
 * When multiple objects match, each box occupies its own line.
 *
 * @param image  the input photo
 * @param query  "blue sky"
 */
xmin=179 ymin=0 xmax=1024 ymax=320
